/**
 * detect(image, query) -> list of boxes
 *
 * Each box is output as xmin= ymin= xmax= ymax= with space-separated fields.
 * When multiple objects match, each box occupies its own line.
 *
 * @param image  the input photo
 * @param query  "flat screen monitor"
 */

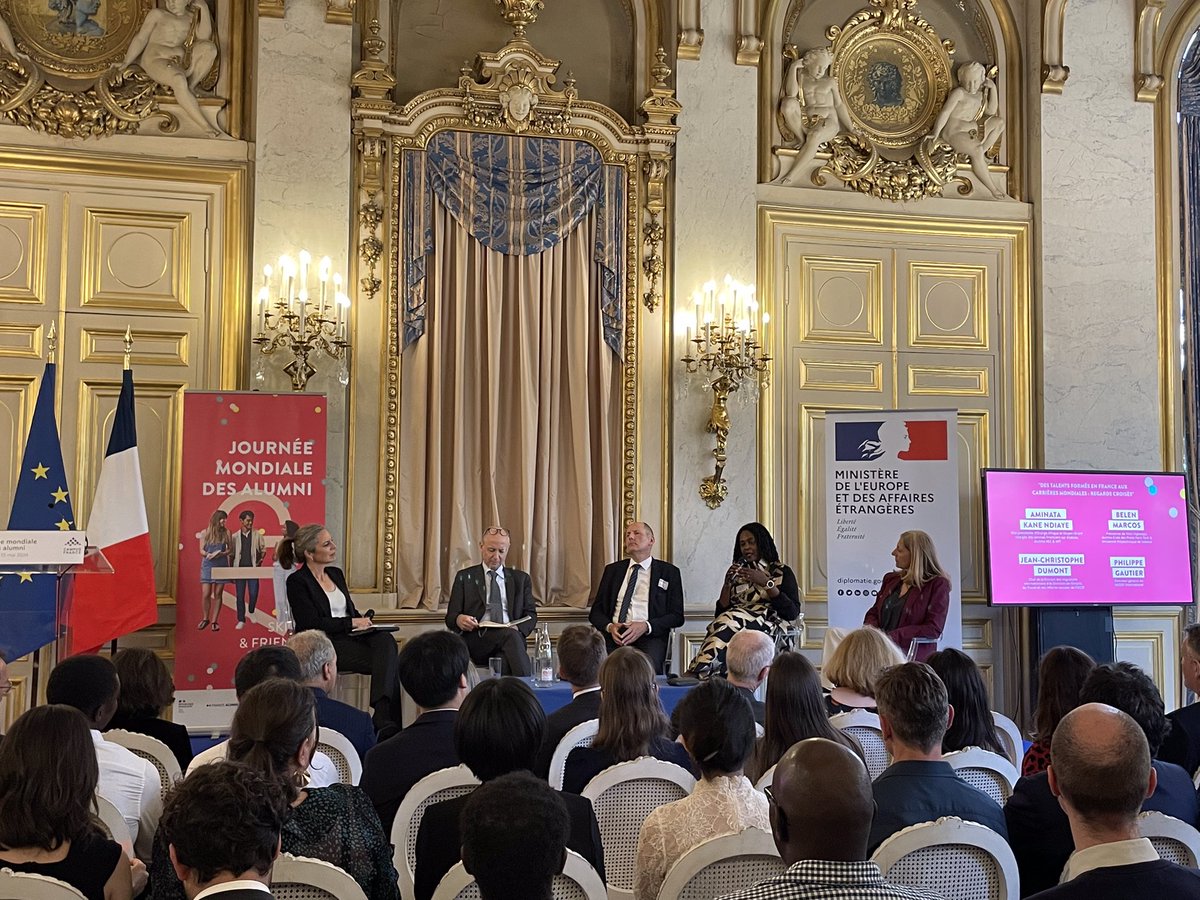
xmin=981 ymin=469 xmax=1194 ymax=607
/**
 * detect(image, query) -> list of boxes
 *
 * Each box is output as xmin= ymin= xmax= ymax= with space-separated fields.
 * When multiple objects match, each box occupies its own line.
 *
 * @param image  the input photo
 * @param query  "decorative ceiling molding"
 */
xmin=737 ymin=0 xmax=763 ymax=65
xmin=678 ymin=0 xmax=703 ymax=60
xmin=1135 ymin=0 xmax=1166 ymax=102
xmin=1042 ymin=0 xmax=1069 ymax=93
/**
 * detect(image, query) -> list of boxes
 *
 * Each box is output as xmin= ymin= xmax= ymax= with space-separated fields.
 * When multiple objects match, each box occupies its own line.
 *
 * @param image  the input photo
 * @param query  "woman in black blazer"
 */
xmin=284 ymin=523 xmax=400 ymax=731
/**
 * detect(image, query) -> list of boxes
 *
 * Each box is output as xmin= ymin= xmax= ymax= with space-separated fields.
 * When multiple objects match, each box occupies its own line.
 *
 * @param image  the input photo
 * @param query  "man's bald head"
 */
xmin=770 ymin=738 xmax=873 ymax=864
xmin=1050 ymin=702 xmax=1153 ymax=829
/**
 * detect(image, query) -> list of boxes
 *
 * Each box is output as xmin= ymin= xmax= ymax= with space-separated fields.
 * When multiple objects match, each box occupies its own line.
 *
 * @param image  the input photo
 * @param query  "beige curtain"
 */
xmin=396 ymin=200 xmax=620 ymax=609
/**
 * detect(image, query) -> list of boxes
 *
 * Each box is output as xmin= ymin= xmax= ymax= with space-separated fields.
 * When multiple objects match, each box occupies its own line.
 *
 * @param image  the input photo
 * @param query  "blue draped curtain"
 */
xmin=1179 ymin=38 xmax=1200 ymax=592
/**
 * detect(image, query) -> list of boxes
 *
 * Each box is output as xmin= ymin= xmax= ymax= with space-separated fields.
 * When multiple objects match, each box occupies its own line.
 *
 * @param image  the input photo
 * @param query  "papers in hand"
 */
xmin=478 ymin=616 xmax=532 ymax=630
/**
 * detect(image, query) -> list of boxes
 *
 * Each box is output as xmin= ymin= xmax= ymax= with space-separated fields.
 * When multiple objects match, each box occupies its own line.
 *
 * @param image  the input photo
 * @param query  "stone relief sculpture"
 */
xmin=775 ymin=46 xmax=855 ymax=185
xmin=0 ymin=13 xmax=23 ymax=58
xmin=926 ymin=61 xmax=1006 ymax=198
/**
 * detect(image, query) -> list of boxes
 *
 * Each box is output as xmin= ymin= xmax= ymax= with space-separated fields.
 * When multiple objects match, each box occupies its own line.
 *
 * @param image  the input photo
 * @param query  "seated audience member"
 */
xmin=186 ymin=645 xmax=338 ymax=788
xmin=562 ymin=646 xmax=696 ymax=794
xmin=746 ymin=652 xmax=861 ymax=784
xmin=1006 ymin=661 xmax=1198 ymax=896
xmin=869 ymin=662 xmax=1007 ymax=852
xmin=106 ymin=647 xmax=194 ymax=771
xmin=1159 ymin=623 xmax=1200 ymax=777
xmin=634 ymin=678 xmax=769 ymax=900
xmin=1026 ymin=703 xmax=1200 ymax=899
xmin=413 ymin=677 xmax=604 ymax=900
xmin=1022 ymin=646 xmax=1095 ymax=776
xmin=927 ymin=648 xmax=1006 ymax=756
xmin=0 ymin=705 xmax=139 ymax=900
xmin=823 ymin=625 xmax=906 ymax=714
xmin=46 ymin=654 xmax=162 ymax=864
xmin=461 ymin=772 xmax=571 ymax=900
xmin=725 ymin=630 xmax=773 ymax=726
xmin=159 ymin=761 xmax=287 ymax=900
xmin=717 ymin=738 xmax=941 ymax=900
xmin=361 ymin=630 xmax=469 ymax=832
xmin=288 ymin=629 xmax=376 ymax=759
xmin=151 ymin=678 xmax=400 ymax=900
xmin=534 ymin=625 xmax=605 ymax=779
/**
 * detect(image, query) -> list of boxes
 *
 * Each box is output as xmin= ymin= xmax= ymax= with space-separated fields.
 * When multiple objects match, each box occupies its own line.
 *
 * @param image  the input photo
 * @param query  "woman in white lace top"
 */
xmin=632 ymin=678 xmax=770 ymax=900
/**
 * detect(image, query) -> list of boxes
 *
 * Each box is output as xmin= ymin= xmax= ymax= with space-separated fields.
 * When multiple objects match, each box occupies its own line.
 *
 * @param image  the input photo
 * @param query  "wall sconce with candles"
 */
xmin=679 ymin=276 xmax=772 ymax=509
xmin=252 ymin=251 xmax=351 ymax=392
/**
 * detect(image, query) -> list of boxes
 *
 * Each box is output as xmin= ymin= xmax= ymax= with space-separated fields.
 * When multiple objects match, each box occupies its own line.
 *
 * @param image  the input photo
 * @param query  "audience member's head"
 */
xmin=769 ymin=738 xmax=873 ymax=864
xmin=227 ymin=677 xmax=318 ymax=805
xmin=927 ymin=648 xmax=1004 ymax=756
xmin=287 ymin=629 xmax=337 ymax=691
xmin=112 ymin=647 xmax=175 ymax=720
xmin=275 ymin=519 xmax=301 ymax=569
xmin=726 ymin=630 xmax=774 ymax=690
xmin=455 ymin=676 xmax=546 ymax=781
xmin=1033 ymin=645 xmax=1095 ymax=744
xmin=162 ymin=761 xmax=288 ymax=898
xmin=595 ymin=646 xmax=670 ymax=760
xmin=1183 ymin=624 xmax=1200 ymax=695
xmin=1078 ymin=661 xmax=1169 ymax=757
xmin=461 ymin=771 xmax=569 ymax=900
xmin=676 ymin=677 xmax=756 ymax=778
xmin=1048 ymin=703 xmax=1155 ymax=837
xmin=750 ymin=652 xmax=858 ymax=781
xmin=397 ymin=630 xmax=470 ymax=710
xmin=233 ymin=645 xmax=302 ymax=700
xmin=46 ymin=653 xmax=120 ymax=728
xmin=556 ymin=625 xmax=605 ymax=688
xmin=874 ymin=662 xmax=950 ymax=756
xmin=824 ymin=626 xmax=905 ymax=698
xmin=0 ymin=704 xmax=100 ymax=852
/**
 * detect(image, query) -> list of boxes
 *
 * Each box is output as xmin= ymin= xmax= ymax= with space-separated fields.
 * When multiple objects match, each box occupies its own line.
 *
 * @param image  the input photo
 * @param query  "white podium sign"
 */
xmin=0 ymin=531 xmax=86 ymax=566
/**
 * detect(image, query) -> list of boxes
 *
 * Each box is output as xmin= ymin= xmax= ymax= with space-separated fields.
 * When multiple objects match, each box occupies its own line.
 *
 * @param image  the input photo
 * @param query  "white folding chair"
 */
xmin=549 ymin=718 xmax=600 ymax=791
xmin=0 ymin=869 xmax=86 ymax=899
xmin=431 ymin=849 xmax=606 ymax=900
xmin=753 ymin=764 xmax=776 ymax=792
xmin=104 ymin=729 xmax=182 ymax=800
xmin=315 ymin=727 xmax=363 ymax=785
xmin=580 ymin=757 xmax=696 ymax=900
xmin=393 ymin=765 xmax=481 ymax=900
xmin=871 ymin=816 xmax=1018 ymax=900
xmin=830 ymin=709 xmax=889 ymax=780
xmin=754 ymin=721 xmax=765 ymax=738
xmin=990 ymin=712 xmax=1023 ymax=766
xmin=270 ymin=852 xmax=368 ymax=900
xmin=657 ymin=828 xmax=784 ymax=900
xmin=943 ymin=747 xmax=1019 ymax=805
xmin=1138 ymin=810 xmax=1200 ymax=866
xmin=93 ymin=794 xmax=133 ymax=854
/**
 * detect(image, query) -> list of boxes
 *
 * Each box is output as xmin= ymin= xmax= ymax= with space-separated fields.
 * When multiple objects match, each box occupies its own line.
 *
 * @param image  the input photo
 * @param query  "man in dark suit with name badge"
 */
xmin=588 ymin=522 xmax=684 ymax=674
xmin=447 ymin=525 xmax=536 ymax=675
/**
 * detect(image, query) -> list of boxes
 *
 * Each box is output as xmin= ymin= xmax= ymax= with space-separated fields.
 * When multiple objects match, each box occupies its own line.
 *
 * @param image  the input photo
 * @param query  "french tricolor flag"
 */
xmin=66 ymin=368 xmax=157 ymax=654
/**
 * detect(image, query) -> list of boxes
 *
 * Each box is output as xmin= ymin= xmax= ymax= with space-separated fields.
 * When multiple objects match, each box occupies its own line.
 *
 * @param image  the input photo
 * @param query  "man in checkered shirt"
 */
xmin=718 ymin=739 xmax=942 ymax=900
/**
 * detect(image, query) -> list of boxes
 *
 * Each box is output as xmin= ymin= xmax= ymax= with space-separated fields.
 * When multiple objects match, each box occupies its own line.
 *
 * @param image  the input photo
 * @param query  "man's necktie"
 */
xmin=618 ymin=564 xmax=639 ymax=623
xmin=487 ymin=569 xmax=504 ymax=622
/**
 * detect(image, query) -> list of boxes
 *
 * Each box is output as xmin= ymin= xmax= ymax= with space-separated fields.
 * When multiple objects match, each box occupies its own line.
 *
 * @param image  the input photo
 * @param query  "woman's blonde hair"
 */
xmin=898 ymin=530 xmax=946 ymax=587
xmin=284 ymin=523 xmax=327 ymax=565
xmin=824 ymin=625 xmax=905 ymax=696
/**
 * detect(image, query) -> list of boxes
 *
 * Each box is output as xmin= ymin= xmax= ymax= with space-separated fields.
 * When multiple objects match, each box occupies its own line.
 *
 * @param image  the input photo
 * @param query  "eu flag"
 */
xmin=0 ymin=362 xmax=76 ymax=661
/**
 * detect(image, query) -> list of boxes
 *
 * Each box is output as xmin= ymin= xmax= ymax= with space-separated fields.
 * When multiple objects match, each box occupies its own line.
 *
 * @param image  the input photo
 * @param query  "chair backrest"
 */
xmin=271 ymin=852 xmax=368 ymax=900
xmin=753 ymin=764 xmax=776 ymax=792
xmin=431 ymin=849 xmax=607 ymax=900
xmin=104 ymin=729 xmax=182 ymax=801
xmin=93 ymin=794 xmax=133 ymax=854
xmin=1138 ymin=810 xmax=1200 ymax=867
xmin=829 ymin=709 xmax=889 ymax=779
xmin=943 ymin=747 xmax=1019 ymax=805
xmin=0 ymin=869 xmax=87 ymax=900
xmin=754 ymin=721 xmax=765 ymax=738
xmin=393 ymin=764 xmax=481 ymax=900
xmin=657 ymin=828 xmax=784 ymax=900
xmin=315 ymin=727 xmax=363 ymax=786
xmin=581 ymin=757 xmax=696 ymax=900
xmin=990 ymin=712 xmax=1023 ymax=766
xmin=548 ymin=718 xmax=600 ymax=791
xmin=872 ymin=816 xmax=1018 ymax=900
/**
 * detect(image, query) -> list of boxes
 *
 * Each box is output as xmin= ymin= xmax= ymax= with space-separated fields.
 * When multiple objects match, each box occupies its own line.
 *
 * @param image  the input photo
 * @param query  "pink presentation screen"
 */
xmin=983 ymin=470 xmax=1194 ymax=606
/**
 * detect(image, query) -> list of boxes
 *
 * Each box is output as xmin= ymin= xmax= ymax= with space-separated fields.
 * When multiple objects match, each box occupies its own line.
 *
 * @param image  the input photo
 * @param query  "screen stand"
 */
xmin=1031 ymin=606 xmax=1115 ymax=667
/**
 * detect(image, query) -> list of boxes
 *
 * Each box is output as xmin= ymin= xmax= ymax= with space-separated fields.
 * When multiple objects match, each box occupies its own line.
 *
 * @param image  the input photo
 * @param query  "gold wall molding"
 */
xmin=325 ymin=0 xmax=353 ymax=25
xmin=1042 ymin=0 xmax=1070 ymax=93
xmin=258 ymin=0 xmax=285 ymax=18
xmin=738 ymin=0 xmax=764 ymax=66
xmin=678 ymin=0 xmax=703 ymax=60
xmin=1136 ymin=0 xmax=1168 ymax=102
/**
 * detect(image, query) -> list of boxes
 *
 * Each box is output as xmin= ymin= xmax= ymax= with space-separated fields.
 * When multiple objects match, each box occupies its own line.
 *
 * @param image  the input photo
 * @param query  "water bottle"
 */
xmin=534 ymin=624 xmax=554 ymax=688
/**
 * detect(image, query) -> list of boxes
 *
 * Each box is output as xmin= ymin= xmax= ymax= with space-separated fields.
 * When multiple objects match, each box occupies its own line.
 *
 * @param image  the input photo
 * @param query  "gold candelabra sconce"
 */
xmin=679 ymin=276 xmax=771 ymax=509
xmin=253 ymin=251 xmax=351 ymax=392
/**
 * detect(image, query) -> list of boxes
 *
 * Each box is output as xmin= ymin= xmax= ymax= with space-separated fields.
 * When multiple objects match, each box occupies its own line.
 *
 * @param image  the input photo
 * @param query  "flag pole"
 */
xmin=123 ymin=325 xmax=132 ymax=371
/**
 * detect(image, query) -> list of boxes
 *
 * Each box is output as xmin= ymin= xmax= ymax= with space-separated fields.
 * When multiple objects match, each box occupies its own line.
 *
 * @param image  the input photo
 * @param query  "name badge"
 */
xmin=658 ymin=578 xmax=669 ymax=590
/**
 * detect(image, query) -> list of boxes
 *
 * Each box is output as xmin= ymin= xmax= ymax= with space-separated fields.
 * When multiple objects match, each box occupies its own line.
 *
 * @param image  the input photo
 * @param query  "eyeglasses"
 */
xmin=482 ymin=526 xmax=510 ymax=537
xmin=762 ymin=785 xmax=775 ymax=806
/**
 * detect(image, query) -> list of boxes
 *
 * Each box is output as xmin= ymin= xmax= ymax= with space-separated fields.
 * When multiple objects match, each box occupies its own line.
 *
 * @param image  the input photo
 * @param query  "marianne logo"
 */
xmin=834 ymin=419 xmax=948 ymax=461
xmin=63 ymin=536 xmax=83 ymax=552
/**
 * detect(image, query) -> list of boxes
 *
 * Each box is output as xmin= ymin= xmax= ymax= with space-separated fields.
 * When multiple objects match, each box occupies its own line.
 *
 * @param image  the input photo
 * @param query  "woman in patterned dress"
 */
xmin=685 ymin=522 xmax=801 ymax=678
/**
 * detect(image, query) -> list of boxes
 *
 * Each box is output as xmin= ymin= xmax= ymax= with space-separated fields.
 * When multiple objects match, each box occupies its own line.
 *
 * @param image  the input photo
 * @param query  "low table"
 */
xmin=528 ymin=675 xmax=695 ymax=715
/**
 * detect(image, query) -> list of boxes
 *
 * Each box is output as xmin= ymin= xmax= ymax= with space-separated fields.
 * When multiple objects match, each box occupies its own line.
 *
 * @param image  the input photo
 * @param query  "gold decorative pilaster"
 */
xmin=678 ymin=0 xmax=703 ymax=61
xmin=1041 ymin=0 xmax=1070 ymax=93
xmin=1135 ymin=0 xmax=1166 ymax=102
xmin=326 ymin=0 xmax=353 ymax=25
xmin=258 ymin=0 xmax=285 ymax=18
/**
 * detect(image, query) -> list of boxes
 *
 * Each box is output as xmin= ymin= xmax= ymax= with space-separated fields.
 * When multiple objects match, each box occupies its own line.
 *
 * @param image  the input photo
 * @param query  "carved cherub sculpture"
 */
xmin=499 ymin=82 xmax=537 ymax=132
xmin=926 ymin=61 xmax=1006 ymax=198
xmin=121 ymin=0 xmax=220 ymax=136
xmin=775 ymin=47 xmax=855 ymax=185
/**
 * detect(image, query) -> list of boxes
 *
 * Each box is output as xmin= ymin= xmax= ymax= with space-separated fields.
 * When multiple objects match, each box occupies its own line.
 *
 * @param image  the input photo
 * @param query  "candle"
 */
xmin=337 ymin=293 xmax=350 ymax=340
xmin=257 ymin=286 xmax=268 ymax=333
xmin=318 ymin=257 xmax=331 ymax=318
xmin=298 ymin=250 xmax=311 ymax=293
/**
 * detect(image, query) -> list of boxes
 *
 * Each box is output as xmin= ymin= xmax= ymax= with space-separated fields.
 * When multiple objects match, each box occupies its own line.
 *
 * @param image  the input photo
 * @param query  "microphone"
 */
xmin=364 ymin=608 xmax=375 ymax=619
